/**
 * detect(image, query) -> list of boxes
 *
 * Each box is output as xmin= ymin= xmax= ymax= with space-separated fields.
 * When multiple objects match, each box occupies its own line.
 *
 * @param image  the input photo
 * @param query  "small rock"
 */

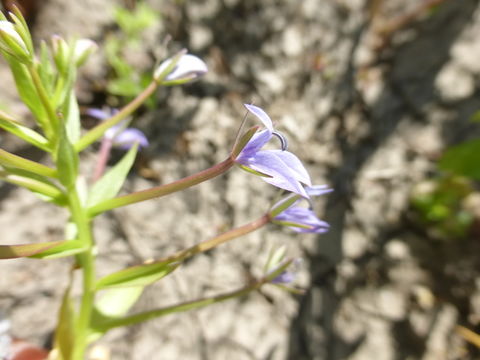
xmin=282 ymin=26 xmax=303 ymax=57
xmin=435 ymin=62 xmax=475 ymax=101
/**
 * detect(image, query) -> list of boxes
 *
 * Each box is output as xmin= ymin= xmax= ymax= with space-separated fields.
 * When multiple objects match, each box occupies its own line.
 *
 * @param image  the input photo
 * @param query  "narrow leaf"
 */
xmin=89 ymin=287 xmax=144 ymax=342
xmin=0 ymin=170 xmax=66 ymax=205
xmin=87 ymin=144 xmax=138 ymax=207
xmin=54 ymin=287 xmax=75 ymax=360
xmin=2 ymin=51 xmax=51 ymax=137
xmin=0 ymin=111 xmax=50 ymax=151
xmin=29 ymin=240 xmax=86 ymax=259
xmin=63 ymin=90 xmax=81 ymax=143
xmin=0 ymin=240 xmax=66 ymax=259
xmin=95 ymin=261 xmax=179 ymax=290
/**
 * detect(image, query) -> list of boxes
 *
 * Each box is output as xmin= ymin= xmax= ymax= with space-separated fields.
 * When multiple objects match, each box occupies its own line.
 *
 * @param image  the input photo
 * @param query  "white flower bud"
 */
xmin=0 ymin=21 xmax=30 ymax=62
xmin=74 ymin=39 xmax=97 ymax=66
xmin=154 ymin=53 xmax=207 ymax=85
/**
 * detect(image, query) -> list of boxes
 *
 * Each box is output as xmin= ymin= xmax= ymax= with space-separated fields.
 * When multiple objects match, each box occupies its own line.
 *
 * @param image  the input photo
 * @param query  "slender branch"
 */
xmin=158 ymin=214 xmax=270 ymax=264
xmin=92 ymin=137 xmax=113 ymax=182
xmin=88 ymin=157 xmax=235 ymax=217
xmin=94 ymin=260 xmax=292 ymax=331
xmin=75 ymin=81 xmax=158 ymax=152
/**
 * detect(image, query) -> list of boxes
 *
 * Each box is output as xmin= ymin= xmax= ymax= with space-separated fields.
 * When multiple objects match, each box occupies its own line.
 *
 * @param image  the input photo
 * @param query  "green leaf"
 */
xmin=0 ymin=111 xmax=50 ymax=151
xmin=63 ymin=90 xmax=81 ymax=143
xmin=107 ymin=76 xmax=142 ymax=97
xmin=89 ymin=287 xmax=144 ymax=342
xmin=0 ymin=169 xmax=66 ymax=205
xmin=29 ymin=240 xmax=86 ymax=259
xmin=439 ymin=139 xmax=480 ymax=180
xmin=95 ymin=261 xmax=179 ymax=290
xmin=87 ymin=144 xmax=138 ymax=208
xmin=0 ymin=240 xmax=67 ymax=259
xmin=2 ymin=51 xmax=51 ymax=137
xmin=54 ymin=287 xmax=75 ymax=360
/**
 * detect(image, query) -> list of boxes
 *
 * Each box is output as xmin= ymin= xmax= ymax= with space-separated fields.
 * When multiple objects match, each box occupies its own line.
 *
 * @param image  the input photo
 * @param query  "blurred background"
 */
xmin=0 ymin=0 xmax=480 ymax=359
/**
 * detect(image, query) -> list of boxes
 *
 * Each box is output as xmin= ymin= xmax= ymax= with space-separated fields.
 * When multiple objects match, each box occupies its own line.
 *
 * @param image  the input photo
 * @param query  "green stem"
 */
xmin=0 ymin=148 xmax=57 ymax=178
xmin=67 ymin=188 xmax=96 ymax=360
xmin=158 ymin=214 xmax=270 ymax=264
xmin=75 ymin=81 xmax=158 ymax=152
xmin=96 ymin=259 xmax=292 ymax=331
xmin=88 ymin=157 xmax=235 ymax=217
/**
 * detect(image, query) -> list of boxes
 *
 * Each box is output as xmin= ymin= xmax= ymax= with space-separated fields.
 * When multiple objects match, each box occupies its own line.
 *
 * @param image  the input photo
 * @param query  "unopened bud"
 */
xmin=74 ymin=39 xmax=97 ymax=66
xmin=0 ymin=20 xmax=30 ymax=63
xmin=154 ymin=53 xmax=207 ymax=85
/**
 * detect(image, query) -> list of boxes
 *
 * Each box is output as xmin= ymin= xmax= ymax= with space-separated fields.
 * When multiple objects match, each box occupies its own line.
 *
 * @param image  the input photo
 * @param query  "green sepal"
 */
xmin=0 ymin=240 xmax=68 ymax=259
xmin=238 ymin=163 xmax=271 ymax=178
xmin=231 ymin=125 xmax=259 ymax=159
xmin=56 ymin=126 xmax=79 ymax=188
xmin=87 ymin=143 xmax=138 ymax=208
xmin=95 ymin=261 xmax=179 ymax=290
xmin=268 ymin=193 xmax=301 ymax=218
xmin=29 ymin=240 xmax=86 ymax=259
xmin=264 ymin=245 xmax=287 ymax=273
xmin=8 ymin=6 xmax=34 ymax=56
xmin=53 ymin=286 xmax=75 ymax=360
xmin=439 ymin=139 xmax=480 ymax=180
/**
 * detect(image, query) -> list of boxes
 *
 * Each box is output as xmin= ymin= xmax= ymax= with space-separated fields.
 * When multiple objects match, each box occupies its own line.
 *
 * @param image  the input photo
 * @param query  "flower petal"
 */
xmin=244 ymin=104 xmax=274 ymax=132
xmin=113 ymin=128 xmax=149 ymax=150
xmin=236 ymin=129 xmax=272 ymax=161
xmin=306 ymin=185 xmax=333 ymax=197
xmin=243 ymin=151 xmax=308 ymax=197
xmin=274 ymin=207 xmax=329 ymax=233
xmin=270 ymin=150 xmax=312 ymax=186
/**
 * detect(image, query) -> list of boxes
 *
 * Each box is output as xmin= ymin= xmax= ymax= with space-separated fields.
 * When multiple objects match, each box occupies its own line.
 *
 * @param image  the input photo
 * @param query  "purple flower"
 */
xmin=271 ymin=185 xmax=332 ymax=233
xmin=235 ymin=104 xmax=312 ymax=197
xmin=271 ymin=270 xmax=296 ymax=284
xmin=86 ymin=108 xmax=149 ymax=150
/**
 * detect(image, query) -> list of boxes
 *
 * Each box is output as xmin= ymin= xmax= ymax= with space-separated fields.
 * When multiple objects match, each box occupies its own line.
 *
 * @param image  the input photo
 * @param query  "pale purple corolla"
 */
xmin=154 ymin=53 xmax=208 ymax=85
xmin=270 ymin=185 xmax=332 ymax=233
xmin=235 ymin=104 xmax=312 ymax=197
xmin=85 ymin=108 xmax=149 ymax=150
xmin=271 ymin=270 xmax=296 ymax=284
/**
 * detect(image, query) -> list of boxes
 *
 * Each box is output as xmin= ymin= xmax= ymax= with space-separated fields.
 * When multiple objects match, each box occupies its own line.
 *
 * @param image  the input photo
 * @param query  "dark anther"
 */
xmin=272 ymin=131 xmax=288 ymax=151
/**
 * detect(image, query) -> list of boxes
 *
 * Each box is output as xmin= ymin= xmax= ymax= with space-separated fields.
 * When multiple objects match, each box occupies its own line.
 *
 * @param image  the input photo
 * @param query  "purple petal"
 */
xmin=243 ymin=151 xmax=308 ymax=197
xmin=270 ymin=150 xmax=312 ymax=186
xmin=271 ymin=271 xmax=296 ymax=284
xmin=112 ymin=128 xmax=149 ymax=150
xmin=274 ymin=207 xmax=329 ymax=234
xmin=306 ymin=185 xmax=333 ymax=197
xmin=85 ymin=108 xmax=109 ymax=120
xmin=236 ymin=129 xmax=272 ymax=161
xmin=244 ymin=104 xmax=274 ymax=132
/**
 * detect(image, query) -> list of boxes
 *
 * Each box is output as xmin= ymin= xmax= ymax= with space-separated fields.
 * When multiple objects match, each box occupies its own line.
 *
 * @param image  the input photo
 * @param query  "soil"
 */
xmin=1 ymin=0 xmax=480 ymax=359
